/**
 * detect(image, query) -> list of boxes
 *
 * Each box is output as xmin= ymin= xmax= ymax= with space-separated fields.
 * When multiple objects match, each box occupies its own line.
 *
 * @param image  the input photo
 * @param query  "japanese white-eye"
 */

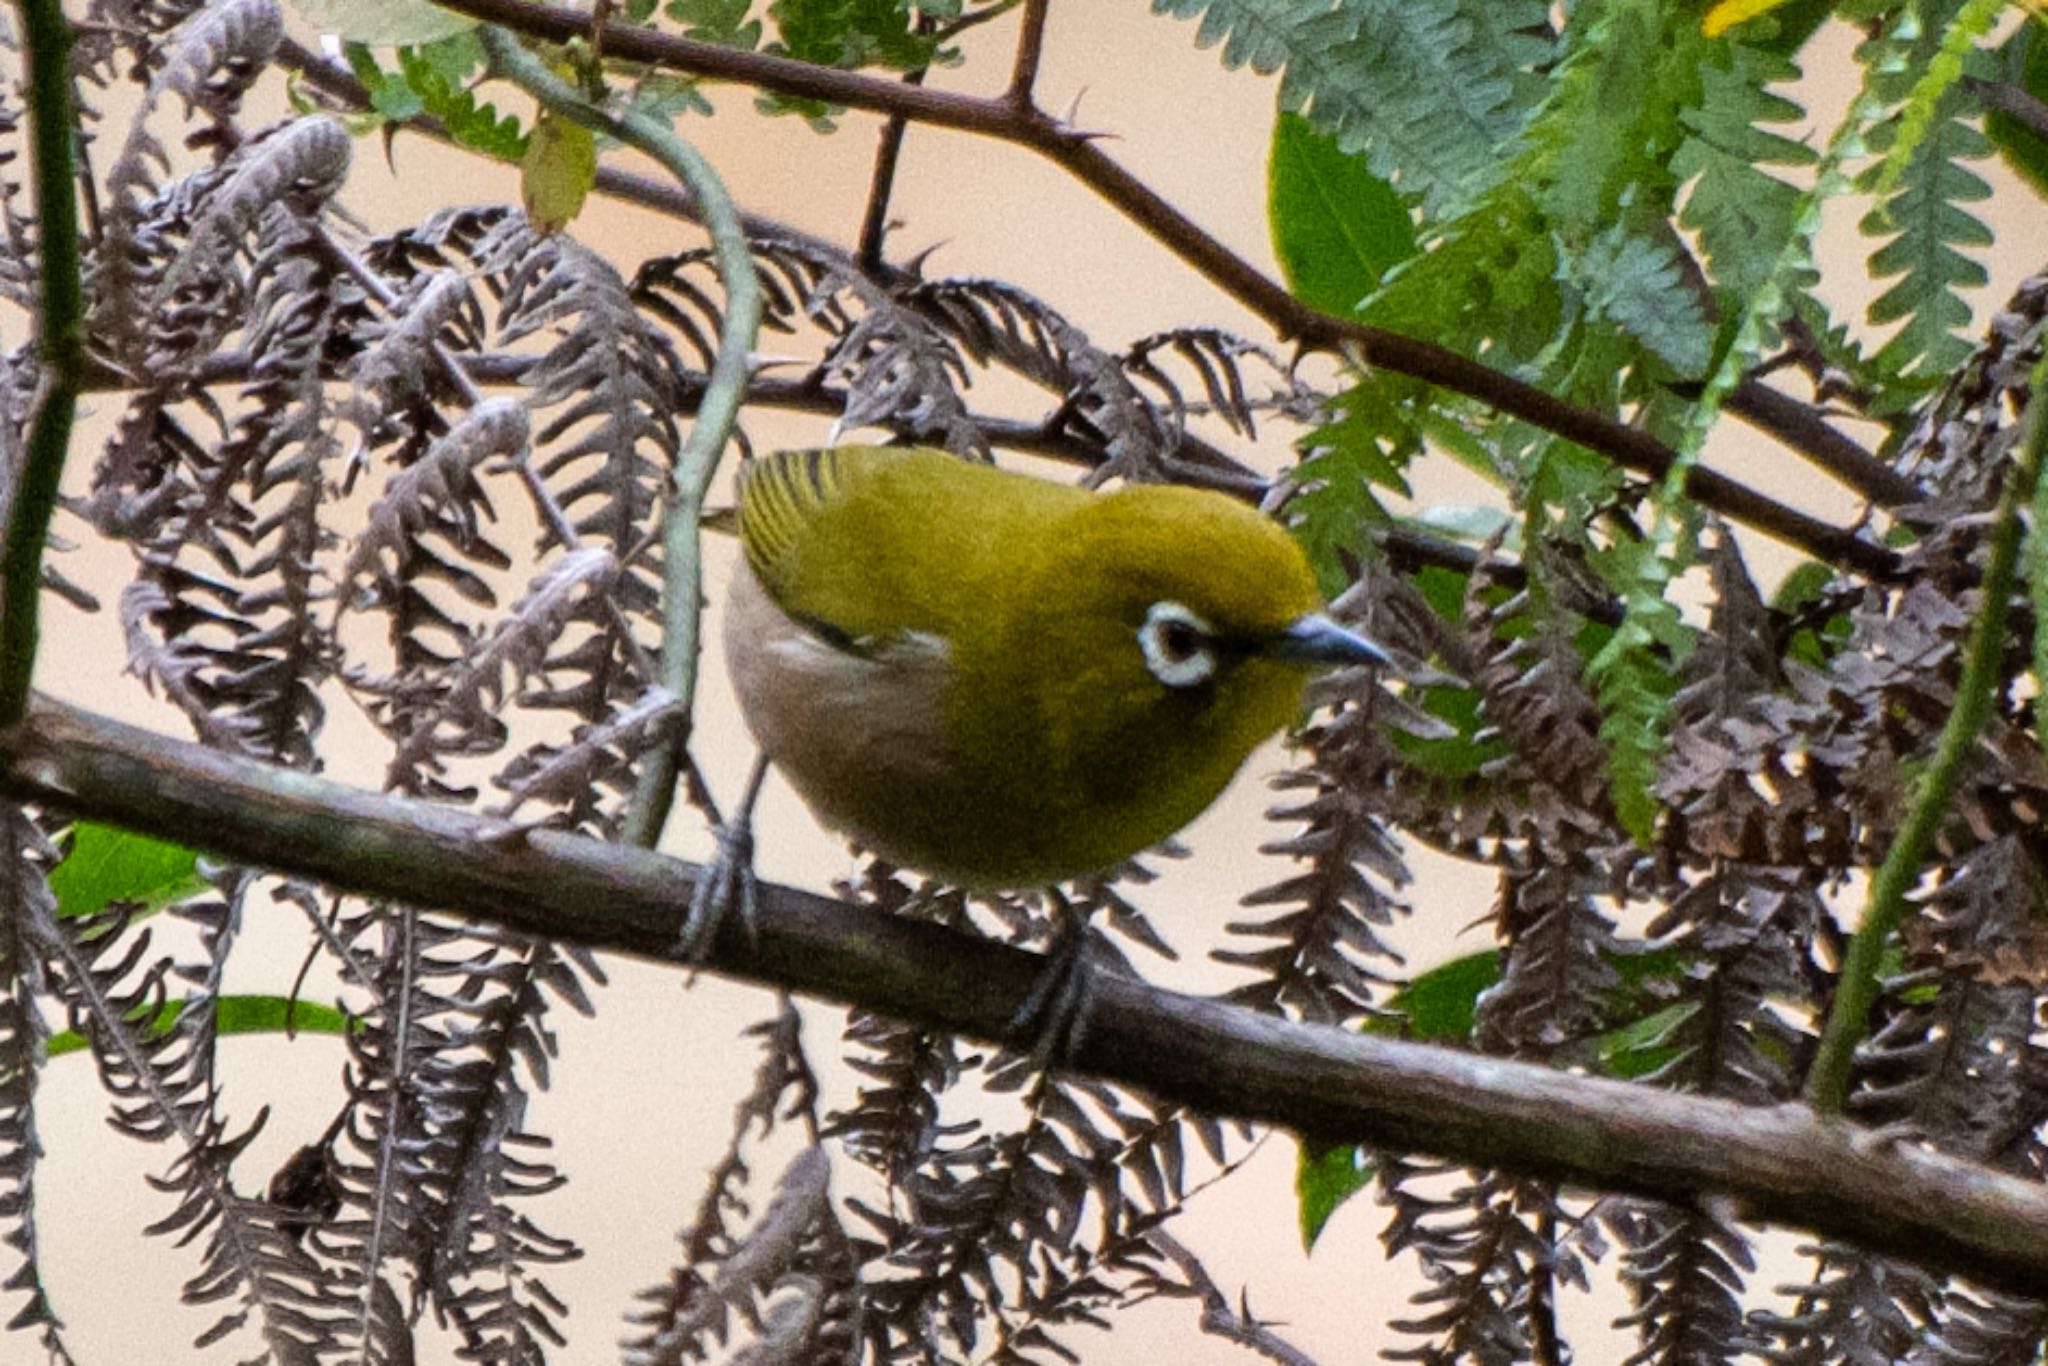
xmin=724 ymin=446 xmax=1388 ymax=889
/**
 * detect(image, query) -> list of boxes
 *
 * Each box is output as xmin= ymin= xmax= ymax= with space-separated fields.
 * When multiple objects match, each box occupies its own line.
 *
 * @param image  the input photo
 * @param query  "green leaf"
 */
xmin=1267 ymin=111 xmax=1415 ymax=318
xmin=289 ymin=0 xmax=477 ymax=45
xmin=668 ymin=0 xmax=766 ymax=46
xmin=1585 ymin=537 xmax=1689 ymax=847
xmin=1674 ymin=42 xmax=1814 ymax=298
xmin=1743 ymin=0 xmax=1833 ymax=56
xmin=346 ymin=42 xmax=425 ymax=120
xmin=769 ymin=0 xmax=945 ymax=71
xmin=522 ymin=112 xmax=597 ymax=233
xmin=1361 ymin=183 xmax=1562 ymax=368
xmin=1412 ymin=504 xmax=1516 ymax=545
xmin=620 ymin=72 xmax=714 ymax=133
xmin=1378 ymin=949 xmax=1502 ymax=1040
xmin=1296 ymin=1141 xmax=1373 ymax=1250
xmin=1292 ymin=950 xmax=1500 ymax=1252
xmin=1770 ymin=558 xmax=1838 ymax=611
xmin=48 ymin=823 xmax=205 ymax=920
xmin=1393 ymin=682 xmax=1512 ymax=782
xmin=1288 ymin=373 xmax=1422 ymax=588
xmin=394 ymin=40 xmax=530 ymax=160
xmin=46 ymin=995 xmax=354 ymax=1058
xmin=1592 ymin=1001 xmax=1698 ymax=1079
xmin=1855 ymin=9 xmax=1997 ymax=385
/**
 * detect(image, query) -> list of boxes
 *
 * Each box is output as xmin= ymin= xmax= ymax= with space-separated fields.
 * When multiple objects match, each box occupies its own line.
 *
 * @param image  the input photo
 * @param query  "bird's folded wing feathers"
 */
xmin=735 ymin=447 xmax=857 ymax=596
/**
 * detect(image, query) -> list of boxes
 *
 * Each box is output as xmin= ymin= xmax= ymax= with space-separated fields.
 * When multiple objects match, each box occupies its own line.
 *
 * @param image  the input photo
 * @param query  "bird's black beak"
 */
xmin=1262 ymin=614 xmax=1392 ymax=668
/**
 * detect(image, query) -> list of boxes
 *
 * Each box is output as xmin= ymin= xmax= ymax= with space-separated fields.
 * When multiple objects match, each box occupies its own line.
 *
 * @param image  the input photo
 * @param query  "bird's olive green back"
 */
xmin=736 ymin=446 xmax=1089 ymax=648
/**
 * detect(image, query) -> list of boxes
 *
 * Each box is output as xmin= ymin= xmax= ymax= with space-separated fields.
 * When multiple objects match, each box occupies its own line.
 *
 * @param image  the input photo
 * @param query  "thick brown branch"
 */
xmin=6 ymin=696 xmax=2048 ymax=1297
xmin=419 ymin=0 xmax=1899 ymax=577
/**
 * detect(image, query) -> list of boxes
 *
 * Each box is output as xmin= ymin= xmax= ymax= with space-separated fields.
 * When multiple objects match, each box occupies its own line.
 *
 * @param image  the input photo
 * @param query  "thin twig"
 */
xmin=94 ymin=347 xmax=1270 ymax=496
xmin=0 ymin=0 xmax=84 ymax=726
xmin=1964 ymin=74 xmax=2048 ymax=143
xmin=1724 ymin=378 xmax=1923 ymax=507
xmin=417 ymin=0 xmax=1900 ymax=578
xmin=856 ymin=70 xmax=924 ymax=271
xmin=8 ymin=696 xmax=2048 ymax=1295
xmin=1146 ymin=1228 xmax=1320 ymax=1366
xmin=473 ymin=28 xmax=763 ymax=849
xmin=1007 ymin=0 xmax=1051 ymax=107
xmin=1804 ymin=357 xmax=2048 ymax=1113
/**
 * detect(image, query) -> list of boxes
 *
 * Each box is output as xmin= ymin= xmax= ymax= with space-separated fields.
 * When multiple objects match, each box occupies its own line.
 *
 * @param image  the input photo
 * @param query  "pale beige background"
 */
xmin=23 ymin=6 xmax=2046 ymax=1364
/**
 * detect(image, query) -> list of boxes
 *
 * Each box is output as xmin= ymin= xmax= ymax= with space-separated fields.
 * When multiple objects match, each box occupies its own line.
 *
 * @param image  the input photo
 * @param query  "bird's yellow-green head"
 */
xmin=726 ymin=447 xmax=1387 ymax=888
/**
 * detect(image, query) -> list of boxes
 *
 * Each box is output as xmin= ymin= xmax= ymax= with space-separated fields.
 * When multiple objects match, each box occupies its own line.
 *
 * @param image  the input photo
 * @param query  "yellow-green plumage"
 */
xmin=726 ymin=446 xmax=1375 ymax=889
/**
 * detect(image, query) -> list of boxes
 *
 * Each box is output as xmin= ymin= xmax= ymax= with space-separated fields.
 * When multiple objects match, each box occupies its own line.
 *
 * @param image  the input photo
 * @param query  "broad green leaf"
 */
xmin=290 ymin=0 xmax=476 ymax=45
xmin=1393 ymin=682 xmax=1511 ymax=782
xmin=523 ymin=112 xmax=597 ymax=233
xmin=48 ymin=823 xmax=205 ymax=920
xmin=1267 ymin=111 xmax=1416 ymax=318
xmin=1377 ymin=950 xmax=1502 ymax=1041
xmin=1296 ymin=1141 xmax=1373 ymax=1250
xmin=46 ymin=995 xmax=354 ymax=1057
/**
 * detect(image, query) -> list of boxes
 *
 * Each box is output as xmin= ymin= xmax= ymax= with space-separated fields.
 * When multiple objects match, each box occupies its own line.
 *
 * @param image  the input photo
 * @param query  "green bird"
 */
xmin=723 ymin=445 xmax=1389 ymax=890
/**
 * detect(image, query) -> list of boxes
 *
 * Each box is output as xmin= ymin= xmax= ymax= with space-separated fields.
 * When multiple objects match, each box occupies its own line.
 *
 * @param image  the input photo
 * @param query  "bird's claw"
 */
xmin=677 ymin=819 xmax=759 ymax=963
xmin=1008 ymin=923 xmax=1097 ymax=1069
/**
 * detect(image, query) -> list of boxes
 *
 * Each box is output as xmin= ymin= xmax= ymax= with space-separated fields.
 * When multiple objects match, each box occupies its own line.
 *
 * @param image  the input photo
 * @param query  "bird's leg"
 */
xmin=1008 ymin=887 xmax=1098 ymax=1067
xmin=677 ymin=754 xmax=771 ymax=962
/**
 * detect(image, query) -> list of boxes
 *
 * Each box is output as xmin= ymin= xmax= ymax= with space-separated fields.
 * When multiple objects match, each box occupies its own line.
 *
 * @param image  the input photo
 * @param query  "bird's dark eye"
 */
xmin=1138 ymin=601 xmax=1218 ymax=689
xmin=1158 ymin=619 xmax=1200 ymax=662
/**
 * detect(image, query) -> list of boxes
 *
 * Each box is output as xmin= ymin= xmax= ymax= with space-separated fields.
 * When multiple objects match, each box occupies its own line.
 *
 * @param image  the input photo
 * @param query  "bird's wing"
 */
xmin=733 ymin=445 xmax=1085 ymax=649
xmin=734 ymin=447 xmax=859 ymax=599
xmin=735 ymin=446 xmax=919 ymax=651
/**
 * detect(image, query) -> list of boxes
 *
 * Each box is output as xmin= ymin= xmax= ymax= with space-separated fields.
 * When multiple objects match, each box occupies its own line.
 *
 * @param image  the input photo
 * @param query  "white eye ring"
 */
xmin=1138 ymin=601 xmax=1218 ymax=689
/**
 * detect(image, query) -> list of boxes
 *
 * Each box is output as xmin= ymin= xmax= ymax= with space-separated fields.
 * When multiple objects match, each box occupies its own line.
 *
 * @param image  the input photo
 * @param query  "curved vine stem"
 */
xmin=1804 ymin=357 xmax=2048 ymax=1113
xmin=474 ymin=27 xmax=764 ymax=849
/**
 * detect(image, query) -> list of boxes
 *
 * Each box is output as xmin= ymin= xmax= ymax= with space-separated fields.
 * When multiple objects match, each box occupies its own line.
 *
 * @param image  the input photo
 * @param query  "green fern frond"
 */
xmin=1855 ymin=3 xmax=1998 ymax=388
xmin=1674 ymin=43 xmax=1815 ymax=298
xmin=1154 ymin=0 xmax=1553 ymax=214
xmin=1578 ymin=224 xmax=1713 ymax=377
xmin=1288 ymin=371 xmax=1424 ymax=587
xmin=1586 ymin=539 xmax=1689 ymax=848
xmin=768 ymin=0 xmax=949 ymax=72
